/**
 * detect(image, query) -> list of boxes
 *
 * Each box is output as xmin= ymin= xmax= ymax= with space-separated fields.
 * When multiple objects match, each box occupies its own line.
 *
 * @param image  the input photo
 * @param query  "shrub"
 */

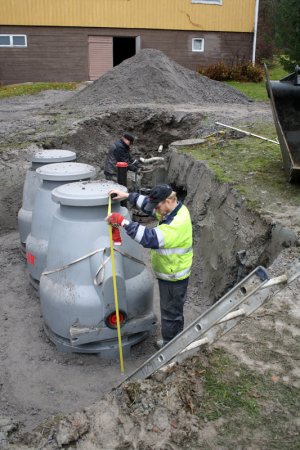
xmin=198 ymin=61 xmax=229 ymax=81
xmin=198 ymin=61 xmax=264 ymax=83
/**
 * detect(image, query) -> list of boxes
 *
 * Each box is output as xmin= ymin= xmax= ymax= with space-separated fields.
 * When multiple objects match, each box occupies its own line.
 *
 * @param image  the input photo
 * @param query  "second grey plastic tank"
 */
xmin=26 ymin=162 xmax=96 ymax=289
xmin=39 ymin=180 xmax=156 ymax=359
xmin=17 ymin=149 xmax=76 ymax=254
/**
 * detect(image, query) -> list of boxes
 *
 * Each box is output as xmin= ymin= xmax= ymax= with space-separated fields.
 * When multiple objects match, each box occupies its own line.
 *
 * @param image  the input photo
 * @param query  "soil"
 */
xmin=65 ymin=49 xmax=249 ymax=110
xmin=0 ymin=50 xmax=299 ymax=449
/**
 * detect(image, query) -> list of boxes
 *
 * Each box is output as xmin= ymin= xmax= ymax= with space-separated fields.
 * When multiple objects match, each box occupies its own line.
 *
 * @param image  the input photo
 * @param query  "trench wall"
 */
xmin=56 ymin=108 xmax=206 ymax=167
xmin=166 ymin=150 xmax=289 ymax=303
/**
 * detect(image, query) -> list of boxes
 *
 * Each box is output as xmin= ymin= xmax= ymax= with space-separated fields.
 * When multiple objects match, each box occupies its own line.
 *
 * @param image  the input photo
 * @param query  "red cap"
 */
xmin=116 ymin=162 xmax=128 ymax=168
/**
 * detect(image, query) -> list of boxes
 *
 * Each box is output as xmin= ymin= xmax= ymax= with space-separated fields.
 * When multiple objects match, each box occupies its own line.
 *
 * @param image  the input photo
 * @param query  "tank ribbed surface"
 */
xmin=27 ymin=149 xmax=76 ymax=163
xmin=37 ymin=162 xmax=96 ymax=181
xmin=52 ymin=180 xmax=127 ymax=206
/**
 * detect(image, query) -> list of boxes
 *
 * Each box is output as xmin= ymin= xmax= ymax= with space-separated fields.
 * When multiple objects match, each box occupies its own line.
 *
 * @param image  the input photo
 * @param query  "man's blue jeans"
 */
xmin=158 ymin=277 xmax=189 ymax=344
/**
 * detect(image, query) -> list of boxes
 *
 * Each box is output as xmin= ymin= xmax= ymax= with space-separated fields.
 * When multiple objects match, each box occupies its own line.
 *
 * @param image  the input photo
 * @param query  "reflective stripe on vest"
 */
xmin=153 ymin=245 xmax=193 ymax=256
xmin=154 ymin=266 xmax=191 ymax=281
xmin=137 ymin=195 xmax=146 ymax=209
xmin=133 ymin=224 xmax=165 ymax=247
xmin=134 ymin=224 xmax=146 ymax=243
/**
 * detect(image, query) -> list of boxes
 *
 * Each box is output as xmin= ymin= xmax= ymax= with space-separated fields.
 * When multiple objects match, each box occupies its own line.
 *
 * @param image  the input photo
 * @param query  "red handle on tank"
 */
xmin=112 ymin=226 xmax=122 ymax=246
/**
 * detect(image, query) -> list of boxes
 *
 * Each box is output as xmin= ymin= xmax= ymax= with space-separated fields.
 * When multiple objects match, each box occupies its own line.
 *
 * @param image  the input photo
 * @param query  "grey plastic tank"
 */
xmin=39 ymin=180 xmax=156 ymax=359
xmin=26 ymin=162 xmax=96 ymax=289
xmin=18 ymin=149 xmax=76 ymax=254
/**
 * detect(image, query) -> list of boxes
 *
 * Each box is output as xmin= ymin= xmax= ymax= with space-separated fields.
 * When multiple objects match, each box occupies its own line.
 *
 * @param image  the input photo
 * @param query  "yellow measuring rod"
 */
xmin=107 ymin=195 xmax=124 ymax=373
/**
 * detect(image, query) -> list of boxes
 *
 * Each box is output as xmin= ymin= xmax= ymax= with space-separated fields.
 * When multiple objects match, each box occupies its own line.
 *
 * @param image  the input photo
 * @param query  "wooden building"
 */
xmin=0 ymin=0 xmax=258 ymax=85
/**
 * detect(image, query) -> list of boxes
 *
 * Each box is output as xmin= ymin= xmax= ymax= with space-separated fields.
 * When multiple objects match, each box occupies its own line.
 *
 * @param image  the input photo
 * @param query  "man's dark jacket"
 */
xmin=104 ymin=139 xmax=138 ymax=176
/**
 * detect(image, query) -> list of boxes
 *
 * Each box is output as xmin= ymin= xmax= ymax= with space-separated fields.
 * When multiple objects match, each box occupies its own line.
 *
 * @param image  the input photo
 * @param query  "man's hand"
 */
xmin=130 ymin=160 xmax=143 ymax=172
xmin=108 ymin=190 xmax=129 ymax=201
xmin=106 ymin=212 xmax=126 ymax=227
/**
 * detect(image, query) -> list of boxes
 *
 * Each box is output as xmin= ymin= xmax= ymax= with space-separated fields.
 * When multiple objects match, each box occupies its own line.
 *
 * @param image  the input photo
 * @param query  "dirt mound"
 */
xmin=66 ymin=49 xmax=250 ymax=109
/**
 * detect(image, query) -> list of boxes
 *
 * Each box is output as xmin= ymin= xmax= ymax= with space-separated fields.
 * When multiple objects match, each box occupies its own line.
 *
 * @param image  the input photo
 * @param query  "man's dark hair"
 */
xmin=123 ymin=132 xmax=135 ymax=144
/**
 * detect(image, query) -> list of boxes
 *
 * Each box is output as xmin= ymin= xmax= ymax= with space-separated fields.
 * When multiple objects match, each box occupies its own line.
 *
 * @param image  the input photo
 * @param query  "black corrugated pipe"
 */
xmin=116 ymin=162 xmax=128 ymax=207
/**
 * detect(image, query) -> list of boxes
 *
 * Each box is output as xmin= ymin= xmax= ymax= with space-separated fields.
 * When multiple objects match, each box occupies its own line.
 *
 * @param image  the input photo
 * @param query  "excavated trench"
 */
xmin=41 ymin=107 xmax=207 ymax=165
xmin=41 ymin=109 xmax=297 ymax=304
xmin=0 ymin=106 xmax=298 ymax=436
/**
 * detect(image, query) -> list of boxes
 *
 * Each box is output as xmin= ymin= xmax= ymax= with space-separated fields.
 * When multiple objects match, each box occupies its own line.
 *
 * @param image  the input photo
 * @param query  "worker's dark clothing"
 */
xmin=104 ymin=139 xmax=139 ymax=179
xmin=158 ymin=277 xmax=189 ymax=343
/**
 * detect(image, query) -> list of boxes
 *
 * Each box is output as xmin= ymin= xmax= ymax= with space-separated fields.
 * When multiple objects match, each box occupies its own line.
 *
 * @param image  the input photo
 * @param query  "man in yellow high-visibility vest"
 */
xmin=107 ymin=184 xmax=193 ymax=349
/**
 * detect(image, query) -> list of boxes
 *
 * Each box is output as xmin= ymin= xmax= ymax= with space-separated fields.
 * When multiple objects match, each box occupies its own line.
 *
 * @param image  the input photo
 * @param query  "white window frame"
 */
xmin=0 ymin=35 xmax=27 ymax=47
xmin=192 ymin=38 xmax=205 ymax=53
xmin=192 ymin=0 xmax=222 ymax=5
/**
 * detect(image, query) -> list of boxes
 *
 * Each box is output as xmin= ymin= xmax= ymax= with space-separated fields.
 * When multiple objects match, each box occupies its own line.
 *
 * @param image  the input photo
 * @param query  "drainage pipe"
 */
xmin=116 ymin=162 xmax=128 ymax=187
xmin=140 ymin=157 xmax=164 ymax=164
xmin=117 ymin=162 xmax=128 ymax=207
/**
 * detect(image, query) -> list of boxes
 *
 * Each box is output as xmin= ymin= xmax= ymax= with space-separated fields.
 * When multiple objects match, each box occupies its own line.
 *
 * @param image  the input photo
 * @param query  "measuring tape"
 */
xmin=108 ymin=195 xmax=124 ymax=373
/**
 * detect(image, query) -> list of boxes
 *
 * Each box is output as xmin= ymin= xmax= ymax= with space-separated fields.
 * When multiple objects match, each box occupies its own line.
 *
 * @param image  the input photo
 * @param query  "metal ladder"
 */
xmin=120 ymin=259 xmax=300 ymax=383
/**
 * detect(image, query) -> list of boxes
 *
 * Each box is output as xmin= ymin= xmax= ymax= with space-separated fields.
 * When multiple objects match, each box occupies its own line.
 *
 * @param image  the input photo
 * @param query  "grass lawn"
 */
xmin=176 ymin=121 xmax=300 ymax=211
xmin=196 ymin=348 xmax=300 ymax=449
xmin=225 ymin=64 xmax=290 ymax=102
xmin=225 ymin=80 xmax=268 ymax=101
xmin=0 ymin=82 xmax=77 ymax=99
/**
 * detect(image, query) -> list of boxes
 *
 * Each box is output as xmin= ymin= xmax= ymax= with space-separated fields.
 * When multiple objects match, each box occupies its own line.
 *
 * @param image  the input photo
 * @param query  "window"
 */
xmin=0 ymin=35 xmax=27 ymax=47
xmin=192 ymin=38 xmax=204 ymax=52
xmin=192 ymin=0 xmax=222 ymax=4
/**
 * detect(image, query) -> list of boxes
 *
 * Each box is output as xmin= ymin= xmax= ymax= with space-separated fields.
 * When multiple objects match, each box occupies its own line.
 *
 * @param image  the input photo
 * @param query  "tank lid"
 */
xmin=27 ymin=149 xmax=76 ymax=163
xmin=37 ymin=162 xmax=96 ymax=181
xmin=52 ymin=180 xmax=128 ymax=206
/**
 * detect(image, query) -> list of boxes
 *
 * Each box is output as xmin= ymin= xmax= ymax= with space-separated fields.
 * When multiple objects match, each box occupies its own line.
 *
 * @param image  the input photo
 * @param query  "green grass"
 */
xmin=225 ymin=64 xmax=290 ymax=101
xmin=177 ymin=122 xmax=300 ymax=211
xmin=226 ymin=80 xmax=268 ymax=101
xmin=197 ymin=350 xmax=260 ymax=422
xmin=0 ymin=82 xmax=77 ymax=99
xmin=268 ymin=64 xmax=289 ymax=80
xmin=195 ymin=349 xmax=300 ymax=449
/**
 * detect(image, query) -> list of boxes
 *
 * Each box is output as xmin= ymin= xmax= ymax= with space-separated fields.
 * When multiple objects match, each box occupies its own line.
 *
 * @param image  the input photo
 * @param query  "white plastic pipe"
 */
xmin=216 ymin=122 xmax=279 ymax=144
xmin=140 ymin=157 xmax=164 ymax=164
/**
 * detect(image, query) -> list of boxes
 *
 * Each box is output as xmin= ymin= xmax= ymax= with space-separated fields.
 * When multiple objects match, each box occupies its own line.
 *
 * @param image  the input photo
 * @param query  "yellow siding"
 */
xmin=1 ymin=0 xmax=256 ymax=32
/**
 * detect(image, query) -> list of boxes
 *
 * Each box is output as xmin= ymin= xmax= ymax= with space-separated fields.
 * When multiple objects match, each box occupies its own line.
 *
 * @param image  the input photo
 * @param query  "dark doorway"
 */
xmin=113 ymin=37 xmax=136 ymax=66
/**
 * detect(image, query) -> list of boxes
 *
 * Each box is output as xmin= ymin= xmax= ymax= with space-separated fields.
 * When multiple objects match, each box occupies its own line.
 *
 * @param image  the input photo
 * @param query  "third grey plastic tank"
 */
xmin=39 ymin=180 xmax=156 ymax=359
xmin=18 ymin=149 xmax=76 ymax=253
xmin=26 ymin=162 xmax=96 ymax=289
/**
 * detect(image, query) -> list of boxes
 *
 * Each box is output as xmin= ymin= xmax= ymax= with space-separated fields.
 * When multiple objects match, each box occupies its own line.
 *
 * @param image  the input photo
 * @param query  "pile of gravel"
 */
xmin=66 ymin=49 xmax=250 ymax=109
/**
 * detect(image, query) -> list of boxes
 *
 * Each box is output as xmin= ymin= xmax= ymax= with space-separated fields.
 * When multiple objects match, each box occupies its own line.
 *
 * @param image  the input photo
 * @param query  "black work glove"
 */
xmin=129 ymin=160 xmax=142 ymax=172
